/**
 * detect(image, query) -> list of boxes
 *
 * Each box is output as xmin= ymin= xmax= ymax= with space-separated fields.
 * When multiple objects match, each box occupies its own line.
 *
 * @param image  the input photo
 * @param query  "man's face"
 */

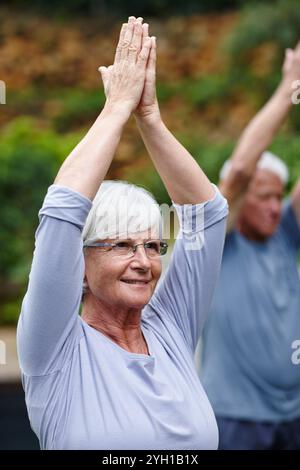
xmin=237 ymin=169 xmax=284 ymax=240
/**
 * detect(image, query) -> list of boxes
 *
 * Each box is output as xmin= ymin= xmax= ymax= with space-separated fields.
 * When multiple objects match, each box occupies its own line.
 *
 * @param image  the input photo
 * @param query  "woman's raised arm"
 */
xmin=100 ymin=24 xmax=215 ymax=205
xmin=55 ymin=16 xmax=151 ymax=201
xmin=135 ymin=31 xmax=215 ymax=204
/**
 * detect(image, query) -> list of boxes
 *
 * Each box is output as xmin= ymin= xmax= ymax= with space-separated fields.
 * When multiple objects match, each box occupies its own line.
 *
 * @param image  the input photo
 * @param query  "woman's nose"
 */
xmin=131 ymin=245 xmax=152 ymax=268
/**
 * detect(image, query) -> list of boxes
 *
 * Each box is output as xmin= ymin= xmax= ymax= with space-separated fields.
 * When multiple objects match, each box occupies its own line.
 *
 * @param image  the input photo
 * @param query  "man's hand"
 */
xmin=282 ymin=41 xmax=300 ymax=85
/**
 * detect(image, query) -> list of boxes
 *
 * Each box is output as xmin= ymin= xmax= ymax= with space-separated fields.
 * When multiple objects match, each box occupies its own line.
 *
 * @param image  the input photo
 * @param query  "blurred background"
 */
xmin=1 ymin=0 xmax=300 ymax=449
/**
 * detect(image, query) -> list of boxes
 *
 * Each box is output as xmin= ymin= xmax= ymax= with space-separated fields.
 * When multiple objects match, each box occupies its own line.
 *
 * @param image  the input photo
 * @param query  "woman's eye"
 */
xmin=146 ymin=242 xmax=159 ymax=252
xmin=115 ymin=242 xmax=130 ymax=249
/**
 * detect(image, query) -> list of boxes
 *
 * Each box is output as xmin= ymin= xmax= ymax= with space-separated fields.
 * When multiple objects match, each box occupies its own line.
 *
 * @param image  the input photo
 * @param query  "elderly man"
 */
xmin=200 ymin=43 xmax=300 ymax=449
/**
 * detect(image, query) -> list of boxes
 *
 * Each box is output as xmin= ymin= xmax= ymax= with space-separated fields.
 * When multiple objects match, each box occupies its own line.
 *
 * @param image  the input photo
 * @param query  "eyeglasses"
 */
xmin=83 ymin=239 xmax=168 ymax=258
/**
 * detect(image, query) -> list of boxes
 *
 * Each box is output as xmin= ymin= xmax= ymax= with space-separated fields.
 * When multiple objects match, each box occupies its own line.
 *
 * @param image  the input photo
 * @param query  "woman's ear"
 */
xmin=82 ymin=275 xmax=89 ymax=295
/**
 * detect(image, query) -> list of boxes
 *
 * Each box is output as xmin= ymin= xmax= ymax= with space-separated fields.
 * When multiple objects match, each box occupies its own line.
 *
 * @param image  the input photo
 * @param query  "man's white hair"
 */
xmin=219 ymin=151 xmax=289 ymax=184
xmin=82 ymin=180 xmax=162 ymax=244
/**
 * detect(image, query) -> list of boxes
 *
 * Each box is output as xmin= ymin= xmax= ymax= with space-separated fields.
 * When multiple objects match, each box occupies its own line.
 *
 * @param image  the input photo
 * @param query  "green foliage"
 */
xmin=128 ymin=135 xmax=235 ymax=201
xmin=126 ymin=167 xmax=171 ymax=206
xmin=157 ymin=82 xmax=179 ymax=102
xmin=10 ymin=87 xmax=106 ymax=133
xmin=176 ymin=134 xmax=235 ymax=183
xmin=0 ymin=117 xmax=82 ymax=323
xmin=180 ymin=75 xmax=232 ymax=107
xmin=0 ymin=298 xmax=23 ymax=324
xmin=53 ymin=89 xmax=106 ymax=132
xmin=157 ymin=76 xmax=233 ymax=108
xmin=224 ymin=0 xmax=300 ymax=131
xmin=2 ymin=3 xmax=300 ymax=324
xmin=226 ymin=0 xmax=300 ymax=62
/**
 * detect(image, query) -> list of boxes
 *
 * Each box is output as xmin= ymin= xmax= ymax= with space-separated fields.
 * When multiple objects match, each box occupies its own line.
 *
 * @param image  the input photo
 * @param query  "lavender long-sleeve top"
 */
xmin=17 ymin=184 xmax=228 ymax=450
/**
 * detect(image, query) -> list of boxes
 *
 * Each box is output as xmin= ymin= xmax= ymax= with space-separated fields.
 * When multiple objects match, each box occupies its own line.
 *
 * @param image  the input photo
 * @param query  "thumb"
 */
xmin=98 ymin=66 xmax=109 ymax=95
xmin=283 ymin=49 xmax=294 ymax=74
xmin=98 ymin=66 xmax=108 ymax=83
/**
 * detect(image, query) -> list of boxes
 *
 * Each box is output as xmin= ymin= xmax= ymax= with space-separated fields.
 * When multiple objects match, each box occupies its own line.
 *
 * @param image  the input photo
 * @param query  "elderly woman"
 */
xmin=17 ymin=17 xmax=228 ymax=450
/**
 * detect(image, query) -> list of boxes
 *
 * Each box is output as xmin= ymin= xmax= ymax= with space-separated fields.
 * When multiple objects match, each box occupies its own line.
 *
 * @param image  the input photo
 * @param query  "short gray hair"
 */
xmin=219 ymin=151 xmax=289 ymax=185
xmin=82 ymin=180 xmax=162 ymax=245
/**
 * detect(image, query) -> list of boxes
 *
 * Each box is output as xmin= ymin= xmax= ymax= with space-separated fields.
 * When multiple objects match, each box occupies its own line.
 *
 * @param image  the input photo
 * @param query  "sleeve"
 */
xmin=279 ymin=198 xmax=300 ymax=252
xmin=147 ymin=185 xmax=228 ymax=353
xmin=17 ymin=185 xmax=92 ymax=376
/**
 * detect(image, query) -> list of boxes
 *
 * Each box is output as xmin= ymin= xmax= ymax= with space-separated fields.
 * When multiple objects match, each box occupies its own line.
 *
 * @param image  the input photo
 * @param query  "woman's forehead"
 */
xmin=105 ymin=229 xmax=159 ymax=242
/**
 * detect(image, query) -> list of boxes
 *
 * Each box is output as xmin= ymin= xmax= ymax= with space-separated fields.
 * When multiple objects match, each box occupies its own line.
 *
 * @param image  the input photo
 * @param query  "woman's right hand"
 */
xmin=99 ymin=17 xmax=152 ymax=116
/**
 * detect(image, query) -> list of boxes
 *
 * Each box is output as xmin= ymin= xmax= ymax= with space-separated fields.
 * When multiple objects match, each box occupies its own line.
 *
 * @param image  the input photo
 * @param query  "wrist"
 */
xmin=102 ymin=101 xmax=132 ymax=124
xmin=134 ymin=105 xmax=162 ymax=126
xmin=277 ymin=77 xmax=296 ymax=104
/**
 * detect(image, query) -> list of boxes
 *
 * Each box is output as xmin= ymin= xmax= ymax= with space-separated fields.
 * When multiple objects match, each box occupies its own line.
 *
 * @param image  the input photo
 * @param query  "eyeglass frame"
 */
xmin=83 ymin=239 xmax=168 ymax=258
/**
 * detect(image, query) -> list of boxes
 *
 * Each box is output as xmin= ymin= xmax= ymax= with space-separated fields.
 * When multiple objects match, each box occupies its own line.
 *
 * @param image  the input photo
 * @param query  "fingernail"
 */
xmin=128 ymin=16 xmax=135 ymax=21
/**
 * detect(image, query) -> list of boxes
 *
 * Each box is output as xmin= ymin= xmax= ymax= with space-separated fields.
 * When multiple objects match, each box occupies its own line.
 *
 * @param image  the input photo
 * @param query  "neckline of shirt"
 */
xmin=80 ymin=317 xmax=155 ymax=361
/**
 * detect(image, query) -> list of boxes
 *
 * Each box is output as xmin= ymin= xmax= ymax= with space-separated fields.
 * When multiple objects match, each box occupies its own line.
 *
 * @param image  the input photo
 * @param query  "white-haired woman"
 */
xmin=17 ymin=17 xmax=228 ymax=450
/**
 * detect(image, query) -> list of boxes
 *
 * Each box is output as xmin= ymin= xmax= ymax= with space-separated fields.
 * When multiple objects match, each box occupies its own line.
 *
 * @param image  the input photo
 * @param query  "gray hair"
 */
xmin=82 ymin=180 xmax=162 ymax=297
xmin=219 ymin=151 xmax=289 ymax=185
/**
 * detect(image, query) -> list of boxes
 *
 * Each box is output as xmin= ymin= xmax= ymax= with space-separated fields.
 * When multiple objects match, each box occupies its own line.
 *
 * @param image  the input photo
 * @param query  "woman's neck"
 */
xmin=81 ymin=295 xmax=149 ymax=355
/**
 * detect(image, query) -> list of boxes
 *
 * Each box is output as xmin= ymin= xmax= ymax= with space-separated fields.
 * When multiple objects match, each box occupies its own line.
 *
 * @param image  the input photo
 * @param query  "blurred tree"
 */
xmin=227 ymin=0 xmax=300 ymax=55
xmin=0 ymin=117 xmax=80 ymax=322
xmin=1 ymin=1 xmax=300 ymax=323
xmin=224 ymin=0 xmax=300 ymax=129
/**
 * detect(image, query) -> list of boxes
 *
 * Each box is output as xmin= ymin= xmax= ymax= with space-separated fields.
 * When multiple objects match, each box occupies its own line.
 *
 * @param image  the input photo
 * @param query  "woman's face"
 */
xmin=84 ymin=230 xmax=162 ymax=311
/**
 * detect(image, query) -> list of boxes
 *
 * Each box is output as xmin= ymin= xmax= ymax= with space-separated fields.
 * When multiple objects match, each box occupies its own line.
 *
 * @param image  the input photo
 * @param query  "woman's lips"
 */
xmin=121 ymin=279 xmax=150 ymax=284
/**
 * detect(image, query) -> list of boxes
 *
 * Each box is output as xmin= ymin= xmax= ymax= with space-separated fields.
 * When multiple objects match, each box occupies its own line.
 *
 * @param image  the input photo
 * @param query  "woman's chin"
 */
xmin=120 ymin=282 xmax=153 ymax=307
xmin=123 ymin=293 xmax=152 ymax=310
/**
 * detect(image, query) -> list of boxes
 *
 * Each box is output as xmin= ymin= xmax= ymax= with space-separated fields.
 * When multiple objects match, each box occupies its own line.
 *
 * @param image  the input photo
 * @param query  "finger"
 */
xmin=128 ymin=20 xmax=143 ymax=62
xmin=120 ymin=16 xmax=135 ymax=60
xmin=294 ymin=41 xmax=300 ymax=60
xmin=114 ymin=23 xmax=127 ymax=63
xmin=142 ymin=23 xmax=149 ymax=46
xmin=98 ymin=66 xmax=109 ymax=94
xmin=137 ymin=36 xmax=152 ymax=69
xmin=105 ymin=66 xmax=114 ymax=94
xmin=147 ymin=36 xmax=157 ymax=72
xmin=98 ymin=66 xmax=108 ymax=82
xmin=295 ymin=40 xmax=300 ymax=53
